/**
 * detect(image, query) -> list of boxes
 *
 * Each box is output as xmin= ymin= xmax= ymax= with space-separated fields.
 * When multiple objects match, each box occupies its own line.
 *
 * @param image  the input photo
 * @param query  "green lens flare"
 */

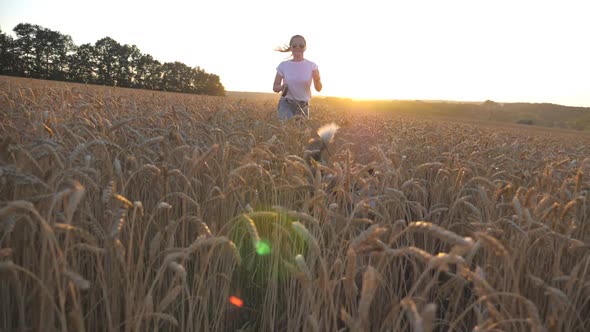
xmin=255 ymin=240 xmax=271 ymax=256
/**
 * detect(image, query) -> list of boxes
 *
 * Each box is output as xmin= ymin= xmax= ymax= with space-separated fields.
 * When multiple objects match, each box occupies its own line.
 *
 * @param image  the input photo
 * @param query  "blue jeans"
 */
xmin=277 ymin=98 xmax=309 ymax=121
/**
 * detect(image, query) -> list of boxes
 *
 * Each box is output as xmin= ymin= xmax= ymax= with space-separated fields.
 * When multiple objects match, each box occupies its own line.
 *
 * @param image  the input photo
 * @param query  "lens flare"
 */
xmin=229 ymin=295 xmax=243 ymax=307
xmin=255 ymin=240 xmax=271 ymax=256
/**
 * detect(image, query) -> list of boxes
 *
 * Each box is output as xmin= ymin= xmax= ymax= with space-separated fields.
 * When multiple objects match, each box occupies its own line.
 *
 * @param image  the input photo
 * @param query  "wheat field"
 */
xmin=1 ymin=76 xmax=589 ymax=331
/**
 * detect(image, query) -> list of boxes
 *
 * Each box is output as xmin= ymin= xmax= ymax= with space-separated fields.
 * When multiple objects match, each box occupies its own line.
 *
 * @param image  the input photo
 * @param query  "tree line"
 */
xmin=0 ymin=23 xmax=225 ymax=96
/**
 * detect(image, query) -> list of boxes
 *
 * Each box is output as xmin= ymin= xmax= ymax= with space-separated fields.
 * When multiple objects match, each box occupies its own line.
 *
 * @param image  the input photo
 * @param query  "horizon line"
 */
xmin=227 ymin=90 xmax=590 ymax=109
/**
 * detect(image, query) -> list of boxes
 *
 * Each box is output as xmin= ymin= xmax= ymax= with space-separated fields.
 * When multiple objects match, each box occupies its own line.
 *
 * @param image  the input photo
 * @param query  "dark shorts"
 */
xmin=277 ymin=98 xmax=309 ymax=121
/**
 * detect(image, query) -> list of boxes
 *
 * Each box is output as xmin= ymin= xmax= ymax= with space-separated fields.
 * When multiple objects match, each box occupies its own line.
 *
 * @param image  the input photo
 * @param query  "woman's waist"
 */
xmin=281 ymin=97 xmax=309 ymax=105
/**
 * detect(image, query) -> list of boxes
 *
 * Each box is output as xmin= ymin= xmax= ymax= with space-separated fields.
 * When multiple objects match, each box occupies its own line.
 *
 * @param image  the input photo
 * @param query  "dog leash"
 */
xmin=281 ymin=85 xmax=333 ymax=159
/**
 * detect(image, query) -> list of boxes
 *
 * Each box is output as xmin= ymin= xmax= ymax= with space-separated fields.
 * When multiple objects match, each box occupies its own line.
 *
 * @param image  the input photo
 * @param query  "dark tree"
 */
xmin=68 ymin=43 xmax=96 ymax=83
xmin=11 ymin=23 xmax=75 ymax=80
xmin=138 ymin=54 xmax=163 ymax=90
xmin=190 ymin=66 xmax=225 ymax=96
xmin=12 ymin=23 xmax=38 ymax=77
xmin=3 ymin=23 xmax=226 ymax=96
xmin=0 ymin=28 xmax=16 ymax=75
xmin=203 ymin=73 xmax=225 ymax=96
xmin=114 ymin=44 xmax=141 ymax=88
xmin=124 ymin=44 xmax=142 ymax=88
xmin=161 ymin=61 xmax=193 ymax=92
xmin=35 ymin=27 xmax=75 ymax=80
xmin=94 ymin=37 xmax=122 ymax=86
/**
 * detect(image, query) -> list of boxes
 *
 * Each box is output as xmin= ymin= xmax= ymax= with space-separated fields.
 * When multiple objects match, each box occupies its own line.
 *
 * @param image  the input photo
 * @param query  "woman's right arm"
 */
xmin=273 ymin=72 xmax=284 ymax=93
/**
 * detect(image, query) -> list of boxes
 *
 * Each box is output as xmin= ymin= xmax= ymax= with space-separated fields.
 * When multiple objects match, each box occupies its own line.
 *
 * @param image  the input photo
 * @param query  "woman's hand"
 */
xmin=312 ymin=70 xmax=322 ymax=92
xmin=273 ymin=72 xmax=284 ymax=93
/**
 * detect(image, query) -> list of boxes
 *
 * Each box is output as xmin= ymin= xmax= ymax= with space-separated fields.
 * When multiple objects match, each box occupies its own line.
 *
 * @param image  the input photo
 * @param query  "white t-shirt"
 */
xmin=276 ymin=59 xmax=318 ymax=102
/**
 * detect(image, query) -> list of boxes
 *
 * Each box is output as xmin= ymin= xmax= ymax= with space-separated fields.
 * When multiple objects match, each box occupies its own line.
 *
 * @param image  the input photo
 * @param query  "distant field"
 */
xmin=231 ymin=90 xmax=590 ymax=131
xmin=1 ymin=75 xmax=590 ymax=331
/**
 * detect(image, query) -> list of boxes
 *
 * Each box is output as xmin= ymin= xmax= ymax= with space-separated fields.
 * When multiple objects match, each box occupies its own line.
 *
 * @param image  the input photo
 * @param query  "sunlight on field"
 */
xmin=1 ymin=76 xmax=590 ymax=331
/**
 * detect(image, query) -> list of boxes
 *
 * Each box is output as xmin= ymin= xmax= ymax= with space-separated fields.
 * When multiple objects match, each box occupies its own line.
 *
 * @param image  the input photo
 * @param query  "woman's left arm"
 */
xmin=312 ymin=69 xmax=322 ymax=92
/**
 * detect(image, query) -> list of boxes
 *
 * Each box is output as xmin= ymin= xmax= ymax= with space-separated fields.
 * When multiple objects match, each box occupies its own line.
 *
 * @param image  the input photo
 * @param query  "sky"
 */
xmin=1 ymin=0 xmax=589 ymax=107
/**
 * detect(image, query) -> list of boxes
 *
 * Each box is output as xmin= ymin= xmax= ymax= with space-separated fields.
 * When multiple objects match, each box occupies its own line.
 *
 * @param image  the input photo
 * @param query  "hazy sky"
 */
xmin=1 ymin=0 xmax=589 ymax=107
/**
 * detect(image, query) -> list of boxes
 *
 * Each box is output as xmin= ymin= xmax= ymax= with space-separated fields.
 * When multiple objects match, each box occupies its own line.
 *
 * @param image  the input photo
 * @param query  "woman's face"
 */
xmin=291 ymin=37 xmax=306 ymax=57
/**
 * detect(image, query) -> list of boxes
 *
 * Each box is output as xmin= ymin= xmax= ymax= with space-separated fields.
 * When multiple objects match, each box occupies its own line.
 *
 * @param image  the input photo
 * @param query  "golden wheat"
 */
xmin=1 ymin=76 xmax=590 ymax=331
